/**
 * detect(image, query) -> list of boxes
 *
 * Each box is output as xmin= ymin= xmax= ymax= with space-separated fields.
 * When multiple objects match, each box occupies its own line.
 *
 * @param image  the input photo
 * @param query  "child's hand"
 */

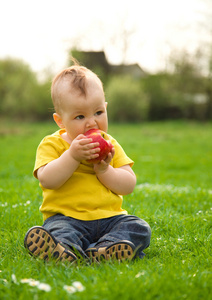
xmin=93 ymin=146 xmax=115 ymax=174
xmin=69 ymin=134 xmax=100 ymax=162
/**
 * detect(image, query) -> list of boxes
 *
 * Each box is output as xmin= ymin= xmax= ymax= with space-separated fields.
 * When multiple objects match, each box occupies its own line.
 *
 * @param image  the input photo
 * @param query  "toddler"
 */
xmin=24 ymin=62 xmax=151 ymax=263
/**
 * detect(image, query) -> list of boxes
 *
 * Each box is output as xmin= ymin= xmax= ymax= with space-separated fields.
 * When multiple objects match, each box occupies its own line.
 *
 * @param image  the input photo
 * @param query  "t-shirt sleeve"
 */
xmin=33 ymin=135 xmax=66 ymax=178
xmin=109 ymin=136 xmax=134 ymax=168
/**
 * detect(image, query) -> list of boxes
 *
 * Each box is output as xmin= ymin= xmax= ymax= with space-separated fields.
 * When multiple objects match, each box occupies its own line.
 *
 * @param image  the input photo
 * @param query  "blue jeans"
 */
xmin=43 ymin=214 xmax=151 ymax=258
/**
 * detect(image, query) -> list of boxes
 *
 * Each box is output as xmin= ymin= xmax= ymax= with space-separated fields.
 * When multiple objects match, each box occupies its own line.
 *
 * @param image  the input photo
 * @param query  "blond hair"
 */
xmin=51 ymin=60 xmax=103 ymax=113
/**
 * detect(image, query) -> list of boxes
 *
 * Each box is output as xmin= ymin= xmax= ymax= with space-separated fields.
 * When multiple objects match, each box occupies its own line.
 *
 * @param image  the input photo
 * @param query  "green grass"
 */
xmin=0 ymin=121 xmax=211 ymax=299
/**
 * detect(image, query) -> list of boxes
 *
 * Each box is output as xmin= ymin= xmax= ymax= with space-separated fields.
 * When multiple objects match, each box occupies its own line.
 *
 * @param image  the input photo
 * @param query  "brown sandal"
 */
xmin=85 ymin=240 xmax=135 ymax=262
xmin=24 ymin=226 xmax=77 ymax=263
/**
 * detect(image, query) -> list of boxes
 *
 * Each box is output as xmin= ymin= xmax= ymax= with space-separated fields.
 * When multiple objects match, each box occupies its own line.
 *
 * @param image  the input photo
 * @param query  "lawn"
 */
xmin=0 ymin=121 xmax=211 ymax=299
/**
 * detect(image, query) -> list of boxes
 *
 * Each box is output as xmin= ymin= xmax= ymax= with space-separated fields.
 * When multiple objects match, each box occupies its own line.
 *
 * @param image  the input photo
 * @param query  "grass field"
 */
xmin=0 ymin=121 xmax=211 ymax=299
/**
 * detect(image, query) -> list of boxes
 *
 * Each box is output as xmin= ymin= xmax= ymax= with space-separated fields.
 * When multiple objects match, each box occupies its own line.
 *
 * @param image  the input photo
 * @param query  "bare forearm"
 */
xmin=96 ymin=166 xmax=136 ymax=195
xmin=37 ymin=150 xmax=79 ymax=189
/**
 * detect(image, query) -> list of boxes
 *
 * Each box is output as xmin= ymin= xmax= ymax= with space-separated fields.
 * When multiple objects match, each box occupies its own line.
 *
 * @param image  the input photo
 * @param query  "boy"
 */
xmin=24 ymin=62 xmax=151 ymax=263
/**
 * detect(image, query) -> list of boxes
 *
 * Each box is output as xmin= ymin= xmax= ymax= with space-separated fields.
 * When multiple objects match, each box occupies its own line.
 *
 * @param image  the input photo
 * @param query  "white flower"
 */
xmin=2 ymin=279 xmax=8 ymax=283
xmin=63 ymin=285 xmax=77 ymax=294
xmin=72 ymin=281 xmax=85 ymax=292
xmin=21 ymin=278 xmax=37 ymax=284
xmin=38 ymin=283 xmax=51 ymax=292
xmin=11 ymin=274 xmax=17 ymax=284
xmin=28 ymin=280 xmax=40 ymax=287
xmin=21 ymin=278 xmax=31 ymax=283
xmin=135 ymin=272 xmax=145 ymax=278
xmin=21 ymin=278 xmax=51 ymax=292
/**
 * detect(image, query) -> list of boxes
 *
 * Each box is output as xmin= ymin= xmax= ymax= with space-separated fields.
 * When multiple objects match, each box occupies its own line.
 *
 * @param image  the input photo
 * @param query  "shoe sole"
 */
xmin=86 ymin=241 xmax=135 ymax=262
xmin=24 ymin=226 xmax=77 ymax=263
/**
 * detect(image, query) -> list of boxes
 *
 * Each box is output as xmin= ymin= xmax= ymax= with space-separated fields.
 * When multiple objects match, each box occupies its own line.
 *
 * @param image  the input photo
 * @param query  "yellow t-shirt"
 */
xmin=34 ymin=129 xmax=134 ymax=221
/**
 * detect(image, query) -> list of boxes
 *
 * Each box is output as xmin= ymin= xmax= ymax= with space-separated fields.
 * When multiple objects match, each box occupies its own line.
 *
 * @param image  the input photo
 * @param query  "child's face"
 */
xmin=54 ymin=75 xmax=108 ymax=141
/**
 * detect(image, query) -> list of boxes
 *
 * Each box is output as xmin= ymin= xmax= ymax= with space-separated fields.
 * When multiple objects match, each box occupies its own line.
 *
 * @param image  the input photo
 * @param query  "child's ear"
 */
xmin=53 ymin=113 xmax=64 ymax=128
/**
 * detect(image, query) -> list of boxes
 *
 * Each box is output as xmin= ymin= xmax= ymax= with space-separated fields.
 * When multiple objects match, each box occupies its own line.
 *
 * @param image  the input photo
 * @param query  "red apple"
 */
xmin=84 ymin=129 xmax=113 ymax=163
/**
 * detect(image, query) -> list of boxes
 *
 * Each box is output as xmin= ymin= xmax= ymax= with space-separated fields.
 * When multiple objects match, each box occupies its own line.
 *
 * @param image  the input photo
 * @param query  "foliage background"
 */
xmin=0 ymin=47 xmax=212 ymax=122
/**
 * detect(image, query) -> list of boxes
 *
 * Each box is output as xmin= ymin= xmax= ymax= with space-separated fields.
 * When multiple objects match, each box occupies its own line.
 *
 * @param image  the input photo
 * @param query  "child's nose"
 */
xmin=86 ymin=117 xmax=97 ymax=128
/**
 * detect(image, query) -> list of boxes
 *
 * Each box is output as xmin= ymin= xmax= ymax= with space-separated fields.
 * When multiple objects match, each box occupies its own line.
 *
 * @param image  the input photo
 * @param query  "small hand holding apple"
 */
xmin=69 ymin=134 xmax=100 ymax=162
xmin=93 ymin=147 xmax=115 ymax=174
xmin=84 ymin=129 xmax=114 ymax=172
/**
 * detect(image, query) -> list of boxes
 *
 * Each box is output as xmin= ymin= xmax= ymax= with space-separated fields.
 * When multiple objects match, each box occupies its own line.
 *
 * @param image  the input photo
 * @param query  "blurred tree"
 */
xmin=168 ymin=49 xmax=211 ymax=120
xmin=142 ymin=73 xmax=176 ymax=120
xmin=142 ymin=46 xmax=212 ymax=121
xmin=0 ymin=58 xmax=52 ymax=120
xmin=169 ymin=50 xmax=205 ymax=93
xmin=106 ymin=75 xmax=149 ymax=122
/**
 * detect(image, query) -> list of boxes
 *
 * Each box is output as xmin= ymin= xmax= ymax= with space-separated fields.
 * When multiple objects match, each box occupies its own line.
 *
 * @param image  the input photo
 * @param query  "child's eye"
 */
xmin=75 ymin=115 xmax=84 ymax=120
xmin=95 ymin=111 xmax=103 ymax=116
